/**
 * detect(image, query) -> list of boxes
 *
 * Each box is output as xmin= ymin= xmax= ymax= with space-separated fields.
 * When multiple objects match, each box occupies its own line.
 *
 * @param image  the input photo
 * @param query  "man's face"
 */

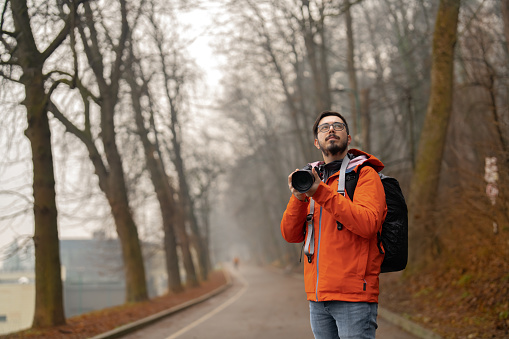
xmin=314 ymin=115 xmax=351 ymax=157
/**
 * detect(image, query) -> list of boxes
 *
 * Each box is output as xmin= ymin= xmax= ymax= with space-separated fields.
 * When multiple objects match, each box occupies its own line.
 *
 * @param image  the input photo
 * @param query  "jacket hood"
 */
xmin=304 ymin=148 xmax=384 ymax=174
xmin=347 ymin=148 xmax=384 ymax=173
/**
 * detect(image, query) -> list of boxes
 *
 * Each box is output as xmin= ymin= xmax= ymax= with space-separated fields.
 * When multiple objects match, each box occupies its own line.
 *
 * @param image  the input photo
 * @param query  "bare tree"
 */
xmin=125 ymin=70 xmax=184 ymax=292
xmin=144 ymin=22 xmax=211 ymax=280
xmin=344 ymin=0 xmax=361 ymax=144
xmin=343 ymin=0 xmax=371 ymax=151
xmin=360 ymin=0 xmax=436 ymax=170
xmin=297 ymin=0 xmax=332 ymax=113
xmin=0 ymin=0 xmax=88 ymax=328
xmin=408 ymin=0 xmax=460 ymax=267
xmin=216 ymin=68 xmax=303 ymax=266
xmin=222 ymin=0 xmax=336 ymax=162
xmin=189 ymin=153 xmax=224 ymax=267
xmin=452 ymin=0 xmax=509 ymax=230
xmin=501 ymin=0 xmax=509 ymax=56
xmin=49 ymin=0 xmax=148 ymax=302
xmin=124 ymin=42 xmax=200 ymax=290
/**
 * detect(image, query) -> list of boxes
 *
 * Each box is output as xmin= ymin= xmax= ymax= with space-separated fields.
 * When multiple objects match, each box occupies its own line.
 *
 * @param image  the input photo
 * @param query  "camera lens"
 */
xmin=292 ymin=170 xmax=315 ymax=193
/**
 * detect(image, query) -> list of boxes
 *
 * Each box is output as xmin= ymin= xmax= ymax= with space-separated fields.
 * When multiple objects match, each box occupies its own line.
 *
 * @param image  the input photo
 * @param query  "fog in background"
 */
xmin=1 ymin=0 xmax=507 ymax=280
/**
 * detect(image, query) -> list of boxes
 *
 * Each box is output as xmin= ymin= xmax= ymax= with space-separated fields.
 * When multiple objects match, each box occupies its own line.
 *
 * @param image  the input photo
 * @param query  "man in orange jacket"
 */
xmin=281 ymin=111 xmax=387 ymax=339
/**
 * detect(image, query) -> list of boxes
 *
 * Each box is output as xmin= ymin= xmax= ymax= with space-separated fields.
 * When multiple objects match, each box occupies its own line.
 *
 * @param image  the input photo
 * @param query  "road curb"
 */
xmin=378 ymin=308 xmax=443 ymax=339
xmin=90 ymin=269 xmax=233 ymax=339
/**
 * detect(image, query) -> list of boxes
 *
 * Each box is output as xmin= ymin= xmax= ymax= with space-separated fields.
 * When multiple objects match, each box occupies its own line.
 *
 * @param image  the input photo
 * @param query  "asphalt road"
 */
xmin=120 ymin=264 xmax=419 ymax=339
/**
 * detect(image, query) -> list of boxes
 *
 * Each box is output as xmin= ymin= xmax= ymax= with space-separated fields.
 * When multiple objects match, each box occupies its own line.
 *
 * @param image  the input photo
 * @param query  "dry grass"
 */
xmin=380 ymin=192 xmax=509 ymax=339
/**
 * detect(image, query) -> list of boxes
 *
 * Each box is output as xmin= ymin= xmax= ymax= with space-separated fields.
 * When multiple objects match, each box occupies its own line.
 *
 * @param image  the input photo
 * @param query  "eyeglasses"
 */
xmin=317 ymin=122 xmax=346 ymax=133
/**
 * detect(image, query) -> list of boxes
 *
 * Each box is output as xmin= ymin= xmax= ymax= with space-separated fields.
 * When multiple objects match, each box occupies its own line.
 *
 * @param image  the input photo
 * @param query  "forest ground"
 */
xmin=378 ymin=221 xmax=509 ymax=339
xmin=379 ymin=265 xmax=508 ymax=339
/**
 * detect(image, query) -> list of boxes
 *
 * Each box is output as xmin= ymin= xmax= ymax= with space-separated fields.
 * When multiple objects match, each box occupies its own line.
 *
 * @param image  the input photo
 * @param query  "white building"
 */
xmin=0 ymin=236 xmax=167 ymax=335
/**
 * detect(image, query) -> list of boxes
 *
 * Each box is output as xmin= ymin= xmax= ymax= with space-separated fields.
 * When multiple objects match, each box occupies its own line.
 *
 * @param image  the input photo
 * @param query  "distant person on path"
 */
xmin=280 ymin=111 xmax=387 ymax=339
xmin=233 ymin=256 xmax=239 ymax=269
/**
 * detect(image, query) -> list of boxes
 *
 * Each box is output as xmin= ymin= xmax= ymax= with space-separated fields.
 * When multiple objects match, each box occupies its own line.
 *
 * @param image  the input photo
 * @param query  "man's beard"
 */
xmin=319 ymin=137 xmax=348 ymax=157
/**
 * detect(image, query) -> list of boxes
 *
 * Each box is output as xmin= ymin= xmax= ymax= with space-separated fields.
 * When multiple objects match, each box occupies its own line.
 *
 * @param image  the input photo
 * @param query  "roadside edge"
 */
xmin=89 ymin=269 xmax=233 ymax=339
xmin=378 ymin=308 xmax=443 ymax=339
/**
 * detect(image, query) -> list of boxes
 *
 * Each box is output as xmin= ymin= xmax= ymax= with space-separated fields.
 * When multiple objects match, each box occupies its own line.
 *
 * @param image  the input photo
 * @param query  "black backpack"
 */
xmin=345 ymin=170 xmax=408 ymax=273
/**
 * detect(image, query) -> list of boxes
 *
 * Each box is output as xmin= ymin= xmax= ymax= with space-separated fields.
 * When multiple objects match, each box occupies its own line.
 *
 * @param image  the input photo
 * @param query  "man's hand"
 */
xmin=288 ymin=169 xmax=307 ymax=201
xmin=305 ymin=167 xmax=321 ymax=197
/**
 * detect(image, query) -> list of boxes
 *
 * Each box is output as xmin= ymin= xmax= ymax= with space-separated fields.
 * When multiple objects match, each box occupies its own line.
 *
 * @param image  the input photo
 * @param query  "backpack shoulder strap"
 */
xmin=344 ymin=162 xmax=381 ymax=200
xmin=344 ymin=170 xmax=359 ymax=200
xmin=335 ymin=156 xmax=351 ymax=230
xmin=337 ymin=156 xmax=350 ymax=196
xmin=344 ymin=162 xmax=364 ymax=200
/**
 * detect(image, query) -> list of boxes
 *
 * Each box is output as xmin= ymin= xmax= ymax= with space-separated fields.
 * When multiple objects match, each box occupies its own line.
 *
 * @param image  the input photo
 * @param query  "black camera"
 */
xmin=291 ymin=169 xmax=315 ymax=193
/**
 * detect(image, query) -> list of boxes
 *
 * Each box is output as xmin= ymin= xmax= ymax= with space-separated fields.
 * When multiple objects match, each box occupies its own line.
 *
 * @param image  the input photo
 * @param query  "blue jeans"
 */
xmin=309 ymin=301 xmax=378 ymax=339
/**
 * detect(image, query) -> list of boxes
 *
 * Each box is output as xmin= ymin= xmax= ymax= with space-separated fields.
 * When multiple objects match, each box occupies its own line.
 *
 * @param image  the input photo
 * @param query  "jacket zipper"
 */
xmin=315 ymin=176 xmax=333 ymax=301
xmin=315 ymin=206 xmax=323 ymax=301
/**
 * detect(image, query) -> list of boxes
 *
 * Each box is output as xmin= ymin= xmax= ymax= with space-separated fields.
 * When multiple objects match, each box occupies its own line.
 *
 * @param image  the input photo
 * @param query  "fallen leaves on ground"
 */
xmin=379 ymin=250 xmax=509 ymax=338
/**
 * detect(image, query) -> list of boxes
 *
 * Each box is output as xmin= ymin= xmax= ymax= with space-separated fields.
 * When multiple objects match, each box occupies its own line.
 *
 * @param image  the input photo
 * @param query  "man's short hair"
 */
xmin=312 ymin=111 xmax=350 ymax=137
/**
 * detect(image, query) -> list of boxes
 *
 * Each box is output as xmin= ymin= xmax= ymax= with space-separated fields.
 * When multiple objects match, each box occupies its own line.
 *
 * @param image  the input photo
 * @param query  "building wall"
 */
xmin=0 ymin=238 xmax=168 ymax=335
xmin=0 ymin=283 xmax=35 ymax=335
xmin=64 ymin=282 xmax=125 ymax=317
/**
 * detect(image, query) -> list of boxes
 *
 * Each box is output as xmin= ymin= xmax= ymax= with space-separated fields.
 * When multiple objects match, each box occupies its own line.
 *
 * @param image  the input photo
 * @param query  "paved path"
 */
xmin=120 ymin=265 xmax=419 ymax=338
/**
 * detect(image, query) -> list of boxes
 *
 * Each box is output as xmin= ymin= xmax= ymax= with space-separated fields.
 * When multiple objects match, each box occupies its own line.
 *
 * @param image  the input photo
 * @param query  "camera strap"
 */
xmin=304 ymin=199 xmax=315 ymax=263
xmin=337 ymin=156 xmax=350 ymax=197
xmin=303 ymin=155 xmax=350 ymax=263
xmin=336 ymin=156 xmax=350 ymax=230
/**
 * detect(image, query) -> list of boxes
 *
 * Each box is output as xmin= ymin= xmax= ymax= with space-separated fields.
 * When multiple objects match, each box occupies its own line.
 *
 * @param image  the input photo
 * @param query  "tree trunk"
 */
xmin=249 ymin=0 xmax=312 ymax=161
xmin=75 ymin=1 xmax=148 ymax=302
xmin=501 ymin=0 xmax=509 ymax=58
xmin=270 ymin=40 xmax=312 ymax=161
xmin=360 ymin=88 xmax=371 ymax=153
xmin=100 ymin=95 xmax=149 ymax=302
xmin=172 ymin=136 xmax=210 ymax=281
xmin=318 ymin=16 xmax=331 ymax=111
xmin=485 ymin=69 xmax=509 ymax=229
xmin=301 ymin=1 xmax=330 ymax=113
xmin=156 ymin=55 xmax=210 ymax=281
xmin=408 ymin=0 xmax=460 ymax=268
xmin=127 ymin=68 xmax=198 ymax=290
xmin=50 ymin=96 xmax=149 ymax=302
xmin=9 ymin=0 xmax=66 ymax=327
xmin=384 ymin=1 xmax=431 ymax=162
xmin=25 ymin=71 xmax=66 ymax=328
xmin=345 ymin=0 xmax=360 ymax=144
xmin=144 ymin=6 xmax=210 ymax=282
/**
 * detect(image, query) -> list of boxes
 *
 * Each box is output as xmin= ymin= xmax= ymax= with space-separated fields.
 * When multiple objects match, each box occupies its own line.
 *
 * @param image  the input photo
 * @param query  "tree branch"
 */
xmin=0 ymin=28 xmax=15 ymax=55
xmin=41 ymin=0 xmax=89 ymax=61
xmin=0 ymin=0 xmax=11 ymax=37
xmin=78 ymin=2 xmax=107 ymax=89
xmin=48 ymin=100 xmax=109 ymax=181
xmin=0 ymin=68 xmax=21 ymax=83
xmin=0 ymin=189 xmax=33 ymax=204
xmin=110 ymin=0 xmax=130 ymax=94
xmin=44 ymin=70 xmax=100 ymax=105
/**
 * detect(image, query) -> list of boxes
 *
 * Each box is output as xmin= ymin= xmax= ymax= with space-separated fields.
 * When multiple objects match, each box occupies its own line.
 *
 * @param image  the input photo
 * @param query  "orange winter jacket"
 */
xmin=281 ymin=149 xmax=387 ymax=303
